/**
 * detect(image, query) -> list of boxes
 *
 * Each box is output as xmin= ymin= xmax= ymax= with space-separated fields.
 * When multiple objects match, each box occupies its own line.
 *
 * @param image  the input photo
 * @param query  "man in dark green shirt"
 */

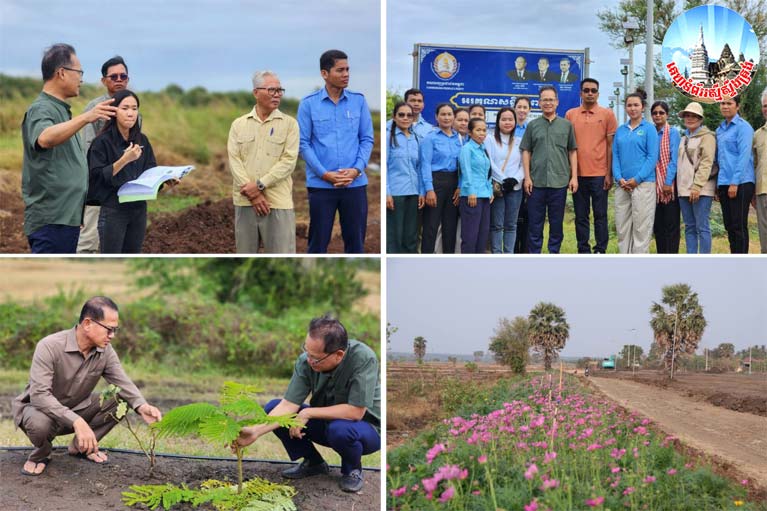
xmin=21 ymin=43 xmax=116 ymax=253
xmin=520 ymin=85 xmax=578 ymax=253
xmin=236 ymin=315 xmax=380 ymax=493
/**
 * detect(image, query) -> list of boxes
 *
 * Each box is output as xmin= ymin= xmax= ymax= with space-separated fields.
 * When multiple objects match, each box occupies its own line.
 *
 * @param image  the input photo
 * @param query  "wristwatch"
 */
xmin=256 ymin=180 xmax=266 ymax=191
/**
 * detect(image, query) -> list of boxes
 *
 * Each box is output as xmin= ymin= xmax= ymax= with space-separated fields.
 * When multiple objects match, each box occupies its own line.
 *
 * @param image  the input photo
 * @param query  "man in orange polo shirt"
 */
xmin=565 ymin=78 xmax=618 ymax=253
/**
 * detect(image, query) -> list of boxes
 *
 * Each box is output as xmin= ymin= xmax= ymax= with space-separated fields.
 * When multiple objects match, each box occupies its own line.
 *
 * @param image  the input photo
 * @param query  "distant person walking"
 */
xmin=298 ymin=50 xmax=374 ymax=253
xmin=716 ymin=96 xmax=755 ymax=253
xmin=77 ymin=56 xmax=134 ymax=254
xmin=612 ymin=91 xmax=659 ymax=254
xmin=228 ymin=70 xmax=299 ymax=253
xmin=21 ymin=43 xmax=116 ymax=253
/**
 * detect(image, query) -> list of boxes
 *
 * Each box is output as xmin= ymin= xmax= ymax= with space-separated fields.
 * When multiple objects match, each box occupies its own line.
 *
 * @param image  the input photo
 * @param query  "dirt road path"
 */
xmin=589 ymin=376 xmax=767 ymax=488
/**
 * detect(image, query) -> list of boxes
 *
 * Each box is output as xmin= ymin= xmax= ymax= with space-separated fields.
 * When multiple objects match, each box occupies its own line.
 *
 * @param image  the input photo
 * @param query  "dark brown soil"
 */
xmin=593 ymin=369 xmax=767 ymax=416
xmin=0 ymin=174 xmax=381 ymax=255
xmin=0 ymin=449 xmax=380 ymax=510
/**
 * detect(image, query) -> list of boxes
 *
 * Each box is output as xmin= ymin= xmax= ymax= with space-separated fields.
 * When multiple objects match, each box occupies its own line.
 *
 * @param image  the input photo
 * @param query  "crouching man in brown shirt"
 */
xmin=11 ymin=296 xmax=162 ymax=476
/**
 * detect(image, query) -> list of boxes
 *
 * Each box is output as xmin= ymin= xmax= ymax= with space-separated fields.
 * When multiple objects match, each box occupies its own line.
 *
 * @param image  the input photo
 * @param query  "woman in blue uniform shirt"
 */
xmin=386 ymin=102 xmax=423 ymax=253
xmin=459 ymin=118 xmax=493 ymax=253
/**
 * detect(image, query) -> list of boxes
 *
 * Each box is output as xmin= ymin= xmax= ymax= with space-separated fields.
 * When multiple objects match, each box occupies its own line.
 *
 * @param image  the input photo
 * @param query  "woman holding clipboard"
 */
xmin=88 ymin=89 xmax=159 ymax=253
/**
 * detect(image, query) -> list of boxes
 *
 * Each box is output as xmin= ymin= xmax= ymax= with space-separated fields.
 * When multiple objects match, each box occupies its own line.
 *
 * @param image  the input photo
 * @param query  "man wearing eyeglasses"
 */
xmin=12 ymin=296 xmax=162 ymax=476
xmin=565 ymin=78 xmax=618 ymax=253
xmin=236 ymin=315 xmax=380 ymax=493
xmin=21 ymin=44 xmax=118 ymax=253
xmin=228 ymin=70 xmax=299 ymax=253
xmin=298 ymin=49 xmax=374 ymax=253
xmin=77 ymin=56 xmax=135 ymax=254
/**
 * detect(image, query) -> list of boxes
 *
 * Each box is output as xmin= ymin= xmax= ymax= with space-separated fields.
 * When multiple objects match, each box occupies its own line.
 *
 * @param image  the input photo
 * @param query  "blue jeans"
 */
xmin=526 ymin=187 xmax=567 ymax=254
xmin=679 ymin=196 xmax=713 ymax=253
xmin=490 ymin=188 xmax=523 ymax=253
xmin=264 ymin=399 xmax=380 ymax=475
xmin=572 ymin=176 xmax=608 ymax=253
xmin=27 ymin=224 xmax=80 ymax=254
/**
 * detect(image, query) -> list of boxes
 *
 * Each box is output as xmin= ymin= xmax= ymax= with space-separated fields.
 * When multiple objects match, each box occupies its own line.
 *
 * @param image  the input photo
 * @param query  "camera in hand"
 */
xmin=502 ymin=177 xmax=518 ymax=192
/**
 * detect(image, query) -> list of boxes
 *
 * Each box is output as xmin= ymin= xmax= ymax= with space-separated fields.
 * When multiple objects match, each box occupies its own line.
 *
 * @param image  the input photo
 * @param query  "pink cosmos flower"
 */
xmin=524 ymin=499 xmax=539 ymax=511
xmin=623 ymin=487 xmax=635 ymax=496
xmin=611 ymin=467 xmax=621 ymax=474
xmin=472 ymin=490 xmax=481 ymax=496
xmin=391 ymin=486 xmax=407 ymax=497
xmin=478 ymin=455 xmax=488 ymax=464
xmin=524 ymin=463 xmax=539 ymax=480
xmin=644 ymin=475 xmax=656 ymax=484
xmin=544 ymin=451 xmax=557 ymax=464
xmin=438 ymin=486 xmax=455 ymax=503
xmin=585 ymin=496 xmax=605 ymax=507
xmin=741 ymin=479 xmax=749 ymax=486
xmin=540 ymin=478 xmax=560 ymax=490
xmin=667 ymin=468 xmax=677 ymax=475
xmin=425 ymin=443 xmax=447 ymax=464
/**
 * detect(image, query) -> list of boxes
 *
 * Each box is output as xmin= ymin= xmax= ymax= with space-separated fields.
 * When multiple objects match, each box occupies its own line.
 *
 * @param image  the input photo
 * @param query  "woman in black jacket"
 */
xmin=88 ymin=89 xmax=156 ymax=253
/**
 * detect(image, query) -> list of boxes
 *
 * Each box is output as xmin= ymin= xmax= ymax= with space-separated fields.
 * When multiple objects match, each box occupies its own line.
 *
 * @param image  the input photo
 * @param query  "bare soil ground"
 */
xmin=0 ymin=166 xmax=381 ymax=254
xmin=386 ymin=362 xmax=514 ymax=449
xmin=588 ymin=376 xmax=767 ymax=491
xmin=592 ymin=369 xmax=767 ymax=416
xmin=0 ymin=449 xmax=380 ymax=510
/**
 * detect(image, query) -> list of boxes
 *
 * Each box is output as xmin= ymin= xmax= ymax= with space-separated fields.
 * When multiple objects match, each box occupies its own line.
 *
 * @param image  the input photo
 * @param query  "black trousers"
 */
xmin=718 ymin=182 xmax=755 ymax=253
xmin=98 ymin=203 xmax=147 ymax=254
xmin=653 ymin=196 xmax=680 ymax=254
xmin=421 ymin=172 xmax=458 ymax=254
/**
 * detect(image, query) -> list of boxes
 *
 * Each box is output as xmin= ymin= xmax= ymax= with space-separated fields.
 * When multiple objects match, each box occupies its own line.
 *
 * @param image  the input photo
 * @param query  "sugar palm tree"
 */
xmin=649 ymin=283 xmax=707 ymax=379
xmin=528 ymin=303 xmax=569 ymax=370
xmin=413 ymin=336 xmax=427 ymax=364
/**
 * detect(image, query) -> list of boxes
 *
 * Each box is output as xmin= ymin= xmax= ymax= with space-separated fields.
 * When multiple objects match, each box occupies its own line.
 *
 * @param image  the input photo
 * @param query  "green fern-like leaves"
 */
xmin=220 ymin=381 xmax=262 ymax=405
xmin=198 ymin=414 xmax=242 ymax=445
xmin=220 ymin=398 xmax=268 ymax=418
xmin=153 ymin=402 xmax=220 ymax=438
xmin=122 ymin=478 xmax=296 ymax=511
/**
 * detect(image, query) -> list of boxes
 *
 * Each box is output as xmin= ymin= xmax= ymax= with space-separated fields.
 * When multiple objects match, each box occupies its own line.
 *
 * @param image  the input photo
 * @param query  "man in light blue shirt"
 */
xmin=298 ymin=50 xmax=374 ymax=253
xmin=716 ymin=96 xmax=755 ymax=253
xmin=386 ymin=88 xmax=434 ymax=139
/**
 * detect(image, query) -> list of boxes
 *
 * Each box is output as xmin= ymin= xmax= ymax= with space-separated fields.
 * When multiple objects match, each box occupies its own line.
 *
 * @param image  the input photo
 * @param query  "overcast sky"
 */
xmin=0 ymin=0 xmax=381 ymax=108
xmin=387 ymin=258 xmax=767 ymax=357
xmin=387 ymin=0 xmax=653 ymax=115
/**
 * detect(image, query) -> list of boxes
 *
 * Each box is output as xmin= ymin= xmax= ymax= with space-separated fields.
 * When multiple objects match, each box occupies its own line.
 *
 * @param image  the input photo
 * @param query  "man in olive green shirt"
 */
xmin=520 ymin=85 xmax=578 ymax=253
xmin=236 ymin=315 xmax=380 ymax=493
xmin=12 ymin=296 xmax=162 ymax=475
xmin=21 ymin=43 xmax=117 ymax=253
xmin=228 ymin=70 xmax=299 ymax=253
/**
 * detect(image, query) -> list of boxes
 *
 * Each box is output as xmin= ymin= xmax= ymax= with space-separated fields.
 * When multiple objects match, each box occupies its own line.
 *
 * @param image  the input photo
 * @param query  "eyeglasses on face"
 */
xmin=651 ymin=110 xmax=667 ymax=116
xmin=256 ymin=87 xmax=286 ymax=96
xmin=396 ymin=112 xmax=414 ymax=118
xmin=106 ymin=73 xmax=129 ymax=82
xmin=581 ymin=87 xmax=599 ymax=93
xmin=91 ymin=318 xmax=120 ymax=335
xmin=61 ymin=66 xmax=84 ymax=77
xmin=302 ymin=345 xmax=334 ymax=365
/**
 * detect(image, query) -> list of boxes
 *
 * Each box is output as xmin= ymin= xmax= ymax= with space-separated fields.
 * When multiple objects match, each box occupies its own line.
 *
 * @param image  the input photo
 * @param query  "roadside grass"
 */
xmin=388 ymin=373 xmax=761 ymax=510
xmin=146 ymin=194 xmax=202 ymax=216
xmin=0 ymin=365 xmax=380 ymax=468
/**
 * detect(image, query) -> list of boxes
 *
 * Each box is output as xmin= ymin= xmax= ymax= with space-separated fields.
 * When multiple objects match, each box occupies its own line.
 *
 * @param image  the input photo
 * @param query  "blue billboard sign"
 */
xmin=415 ymin=44 xmax=589 ymax=125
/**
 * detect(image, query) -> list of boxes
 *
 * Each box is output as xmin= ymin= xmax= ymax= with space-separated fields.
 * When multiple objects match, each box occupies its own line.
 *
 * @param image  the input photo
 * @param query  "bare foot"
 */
xmin=22 ymin=459 xmax=47 ymax=475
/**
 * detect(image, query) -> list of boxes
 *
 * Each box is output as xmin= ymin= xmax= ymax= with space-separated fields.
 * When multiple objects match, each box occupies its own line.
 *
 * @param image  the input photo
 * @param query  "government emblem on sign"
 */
xmin=432 ymin=51 xmax=459 ymax=80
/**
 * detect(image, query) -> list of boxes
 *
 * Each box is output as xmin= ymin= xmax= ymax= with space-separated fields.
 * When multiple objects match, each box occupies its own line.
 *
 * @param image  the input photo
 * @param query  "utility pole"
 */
xmin=645 ymin=0 xmax=654 ymax=121
xmin=749 ymin=346 xmax=752 ymax=375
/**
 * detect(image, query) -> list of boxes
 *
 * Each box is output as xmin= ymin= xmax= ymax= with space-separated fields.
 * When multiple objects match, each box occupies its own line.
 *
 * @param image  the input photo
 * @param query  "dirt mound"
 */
xmin=0 ymin=449 xmax=380 ymax=511
xmin=0 ymin=189 xmax=28 ymax=253
xmin=707 ymin=392 xmax=767 ymax=416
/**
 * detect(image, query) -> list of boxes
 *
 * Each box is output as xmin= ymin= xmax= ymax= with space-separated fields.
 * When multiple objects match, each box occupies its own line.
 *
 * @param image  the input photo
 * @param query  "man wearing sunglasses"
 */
xmin=12 ymin=296 xmax=162 ymax=476
xmin=22 ymin=44 xmax=117 ymax=253
xmin=236 ymin=315 xmax=380 ymax=493
xmin=565 ymin=78 xmax=618 ymax=253
xmin=77 ymin=56 xmax=136 ymax=254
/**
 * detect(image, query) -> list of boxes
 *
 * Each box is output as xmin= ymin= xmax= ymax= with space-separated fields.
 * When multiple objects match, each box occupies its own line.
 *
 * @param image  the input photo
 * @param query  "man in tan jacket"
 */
xmin=12 ymin=296 xmax=161 ymax=475
xmin=228 ymin=70 xmax=299 ymax=253
xmin=753 ymin=88 xmax=767 ymax=253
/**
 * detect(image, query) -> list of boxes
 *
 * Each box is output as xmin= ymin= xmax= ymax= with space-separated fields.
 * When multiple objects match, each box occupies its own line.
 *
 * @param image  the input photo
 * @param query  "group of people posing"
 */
xmin=21 ymin=44 xmax=373 ymax=254
xmin=386 ymin=83 xmax=767 ymax=254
